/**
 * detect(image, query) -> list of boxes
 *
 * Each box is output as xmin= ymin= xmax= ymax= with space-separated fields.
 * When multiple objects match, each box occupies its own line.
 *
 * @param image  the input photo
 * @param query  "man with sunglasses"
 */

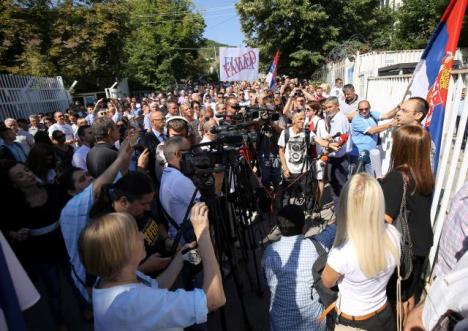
xmin=351 ymin=100 xmax=398 ymax=175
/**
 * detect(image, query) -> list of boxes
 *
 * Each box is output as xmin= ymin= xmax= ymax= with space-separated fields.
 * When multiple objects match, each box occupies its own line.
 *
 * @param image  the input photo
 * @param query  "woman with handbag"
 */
xmin=379 ymin=125 xmax=434 ymax=322
xmin=322 ymin=173 xmax=401 ymax=331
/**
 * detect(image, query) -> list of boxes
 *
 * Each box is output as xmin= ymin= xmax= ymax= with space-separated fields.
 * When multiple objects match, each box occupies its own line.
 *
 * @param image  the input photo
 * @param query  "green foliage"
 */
xmin=390 ymin=0 xmax=449 ymax=49
xmin=0 ymin=0 xmax=206 ymax=91
xmin=236 ymin=0 xmax=394 ymax=77
xmin=124 ymin=0 xmax=205 ymax=91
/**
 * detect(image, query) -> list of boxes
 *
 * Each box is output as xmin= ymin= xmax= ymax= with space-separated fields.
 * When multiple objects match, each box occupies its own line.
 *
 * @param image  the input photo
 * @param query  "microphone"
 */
xmin=354 ymin=150 xmax=371 ymax=174
xmin=337 ymin=133 xmax=349 ymax=146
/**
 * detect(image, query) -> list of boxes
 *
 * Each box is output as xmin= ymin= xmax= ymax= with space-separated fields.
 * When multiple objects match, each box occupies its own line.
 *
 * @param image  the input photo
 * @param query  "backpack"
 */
xmin=308 ymin=237 xmax=338 ymax=328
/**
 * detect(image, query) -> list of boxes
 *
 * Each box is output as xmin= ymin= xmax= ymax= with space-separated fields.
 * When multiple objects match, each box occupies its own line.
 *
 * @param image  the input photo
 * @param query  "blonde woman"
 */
xmin=322 ymin=174 xmax=401 ymax=331
xmin=79 ymin=203 xmax=225 ymax=331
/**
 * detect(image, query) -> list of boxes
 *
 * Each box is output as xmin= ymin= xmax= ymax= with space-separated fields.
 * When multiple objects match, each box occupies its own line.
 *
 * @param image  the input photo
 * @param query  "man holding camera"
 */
xmin=160 ymin=137 xmax=201 ymax=242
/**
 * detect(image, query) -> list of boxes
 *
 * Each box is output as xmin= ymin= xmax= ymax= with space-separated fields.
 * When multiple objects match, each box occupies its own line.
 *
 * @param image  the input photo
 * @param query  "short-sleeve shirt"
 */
xmin=327 ymin=225 xmax=400 ymax=316
xmin=277 ymin=128 xmax=313 ymax=174
xmin=379 ymin=170 xmax=433 ymax=256
xmin=93 ymin=271 xmax=208 ymax=331
xmin=48 ymin=123 xmax=74 ymax=141
xmin=328 ymin=112 xmax=352 ymax=158
xmin=339 ymin=96 xmax=362 ymax=118
xmin=60 ymin=183 xmax=95 ymax=302
xmin=159 ymin=167 xmax=201 ymax=240
xmin=351 ymin=111 xmax=381 ymax=153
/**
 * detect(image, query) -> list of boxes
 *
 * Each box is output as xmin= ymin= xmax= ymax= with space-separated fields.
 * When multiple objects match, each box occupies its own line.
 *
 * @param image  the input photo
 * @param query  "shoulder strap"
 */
xmin=169 ymin=188 xmax=199 ymax=255
xmin=308 ymin=237 xmax=327 ymax=256
xmin=284 ymin=127 xmax=290 ymax=145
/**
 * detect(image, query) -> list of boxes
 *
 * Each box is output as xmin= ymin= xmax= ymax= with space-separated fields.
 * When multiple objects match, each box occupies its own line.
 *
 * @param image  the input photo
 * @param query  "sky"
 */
xmin=192 ymin=0 xmax=246 ymax=46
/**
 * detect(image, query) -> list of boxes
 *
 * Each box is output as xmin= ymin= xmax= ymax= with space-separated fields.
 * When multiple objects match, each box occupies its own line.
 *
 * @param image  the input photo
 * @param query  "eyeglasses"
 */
xmin=358 ymin=107 xmax=370 ymax=111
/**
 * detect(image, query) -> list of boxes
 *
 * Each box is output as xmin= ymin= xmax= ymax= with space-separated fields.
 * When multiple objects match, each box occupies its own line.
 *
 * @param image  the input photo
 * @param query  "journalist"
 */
xmin=79 ymin=204 xmax=225 ymax=331
xmin=160 ymin=136 xmax=201 ymax=242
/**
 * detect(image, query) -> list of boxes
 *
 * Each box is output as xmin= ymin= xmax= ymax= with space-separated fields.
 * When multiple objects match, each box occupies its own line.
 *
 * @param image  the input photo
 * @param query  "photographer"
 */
xmin=160 ymin=137 xmax=201 ymax=242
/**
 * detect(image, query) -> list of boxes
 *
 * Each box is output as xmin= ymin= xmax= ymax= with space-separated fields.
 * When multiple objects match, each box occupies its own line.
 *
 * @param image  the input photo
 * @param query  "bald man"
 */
xmin=141 ymin=111 xmax=167 ymax=181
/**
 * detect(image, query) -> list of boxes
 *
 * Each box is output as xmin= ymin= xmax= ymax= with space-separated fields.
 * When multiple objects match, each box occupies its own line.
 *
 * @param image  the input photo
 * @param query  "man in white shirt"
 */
xmin=159 ymin=137 xmax=201 ymax=241
xmin=323 ymin=96 xmax=352 ymax=204
xmin=48 ymin=111 xmax=75 ymax=143
xmin=329 ymin=78 xmax=344 ymax=100
xmin=72 ymin=125 xmax=94 ymax=171
xmin=4 ymin=118 xmax=34 ymax=155
xmin=340 ymin=84 xmax=362 ymax=121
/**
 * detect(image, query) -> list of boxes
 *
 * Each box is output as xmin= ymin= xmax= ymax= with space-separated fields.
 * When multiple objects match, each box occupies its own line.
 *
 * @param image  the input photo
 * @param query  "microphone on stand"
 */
xmin=354 ymin=150 xmax=371 ymax=174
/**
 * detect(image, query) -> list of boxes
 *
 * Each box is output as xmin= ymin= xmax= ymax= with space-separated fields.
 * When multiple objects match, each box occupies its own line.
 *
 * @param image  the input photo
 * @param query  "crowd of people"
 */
xmin=0 ymin=76 xmax=467 ymax=331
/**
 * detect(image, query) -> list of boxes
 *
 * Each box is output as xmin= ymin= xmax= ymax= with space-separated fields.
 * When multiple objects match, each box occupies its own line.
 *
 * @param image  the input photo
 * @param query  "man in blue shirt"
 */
xmin=262 ymin=205 xmax=335 ymax=331
xmin=351 ymin=100 xmax=397 ymax=175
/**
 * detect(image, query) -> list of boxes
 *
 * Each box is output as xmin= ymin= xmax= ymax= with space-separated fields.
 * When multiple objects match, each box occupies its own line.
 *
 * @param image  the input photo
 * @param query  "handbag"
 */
xmin=393 ymin=179 xmax=413 ymax=281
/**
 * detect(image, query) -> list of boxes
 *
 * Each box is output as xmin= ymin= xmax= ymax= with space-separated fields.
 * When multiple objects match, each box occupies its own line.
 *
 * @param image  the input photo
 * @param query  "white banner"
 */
xmin=219 ymin=47 xmax=259 ymax=82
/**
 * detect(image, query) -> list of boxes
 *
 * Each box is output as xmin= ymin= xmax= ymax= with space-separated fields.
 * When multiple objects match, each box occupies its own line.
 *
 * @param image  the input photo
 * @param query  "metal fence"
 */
xmin=365 ymin=69 xmax=468 ymax=268
xmin=0 ymin=74 xmax=71 ymax=120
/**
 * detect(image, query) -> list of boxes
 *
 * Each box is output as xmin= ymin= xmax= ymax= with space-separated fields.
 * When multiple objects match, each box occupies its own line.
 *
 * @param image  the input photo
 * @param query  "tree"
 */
xmin=236 ymin=0 xmax=394 ymax=78
xmin=124 ymin=0 xmax=205 ymax=91
xmin=390 ymin=0 xmax=468 ymax=50
xmin=390 ymin=0 xmax=449 ymax=49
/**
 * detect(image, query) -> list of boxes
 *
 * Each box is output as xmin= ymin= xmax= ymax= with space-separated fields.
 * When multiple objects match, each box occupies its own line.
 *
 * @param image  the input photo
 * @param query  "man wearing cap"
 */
xmin=262 ymin=205 xmax=335 ymax=331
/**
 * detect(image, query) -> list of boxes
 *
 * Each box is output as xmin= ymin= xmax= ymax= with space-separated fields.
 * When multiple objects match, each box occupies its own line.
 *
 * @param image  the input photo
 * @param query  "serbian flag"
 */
xmin=406 ymin=0 xmax=467 ymax=172
xmin=265 ymin=50 xmax=280 ymax=90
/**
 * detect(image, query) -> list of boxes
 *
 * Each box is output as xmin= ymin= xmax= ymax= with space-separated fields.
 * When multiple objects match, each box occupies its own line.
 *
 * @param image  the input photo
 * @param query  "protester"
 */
xmin=72 ymin=125 xmax=94 ymax=171
xmin=48 ymin=111 xmax=75 ymax=143
xmin=86 ymin=117 xmax=120 ymax=178
xmin=1 ymin=160 xmax=74 ymax=328
xmin=380 ymin=125 xmax=434 ymax=320
xmin=340 ymin=84 xmax=362 ymax=121
xmin=4 ymin=118 xmax=34 ymax=155
xmin=350 ymin=100 xmax=398 ymax=175
xmin=51 ymin=130 xmax=74 ymax=176
xmin=26 ymin=143 xmax=57 ymax=184
xmin=79 ymin=204 xmax=225 ymax=330
xmin=0 ymin=127 xmax=28 ymax=162
xmin=322 ymin=96 xmax=352 ymax=206
xmin=322 ymin=173 xmax=401 ymax=331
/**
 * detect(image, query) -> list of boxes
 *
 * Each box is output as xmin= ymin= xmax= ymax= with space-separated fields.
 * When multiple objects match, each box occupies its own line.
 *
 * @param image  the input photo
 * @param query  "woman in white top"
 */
xmin=79 ymin=203 xmax=225 ymax=331
xmin=322 ymin=173 xmax=401 ymax=331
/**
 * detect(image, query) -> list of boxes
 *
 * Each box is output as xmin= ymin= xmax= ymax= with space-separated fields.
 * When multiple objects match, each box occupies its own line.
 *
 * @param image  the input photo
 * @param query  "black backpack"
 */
xmin=308 ymin=238 xmax=338 ymax=327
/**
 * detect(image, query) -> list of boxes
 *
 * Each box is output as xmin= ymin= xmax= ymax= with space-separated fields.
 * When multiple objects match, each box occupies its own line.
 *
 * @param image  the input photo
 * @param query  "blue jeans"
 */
xmin=258 ymin=154 xmax=281 ymax=188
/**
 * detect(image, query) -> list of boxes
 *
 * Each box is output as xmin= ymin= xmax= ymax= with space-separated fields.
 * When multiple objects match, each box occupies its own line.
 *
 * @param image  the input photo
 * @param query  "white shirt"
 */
xmin=72 ymin=145 xmax=90 ymax=171
xmin=159 ymin=167 xmax=201 ymax=239
xmin=15 ymin=128 xmax=34 ymax=155
xmin=339 ymin=96 xmax=362 ymax=118
xmin=93 ymin=271 xmax=208 ymax=331
xmin=422 ymin=252 xmax=468 ymax=330
xmin=327 ymin=225 xmax=400 ymax=316
xmin=48 ymin=123 xmax=74 ymax=141
xmin=199 ymin=136 xmax=212 ymax=151
xmin=278 ymin=127 xmax=314 ymax=174
xmin=330 ymin=86 xmax=344 ymax=100
xmin=327 ymin=112 xmax=352 ymax=158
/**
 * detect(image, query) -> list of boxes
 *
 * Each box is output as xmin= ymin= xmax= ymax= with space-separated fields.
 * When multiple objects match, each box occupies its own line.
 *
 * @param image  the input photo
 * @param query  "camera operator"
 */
xmin=282 ymin=87 xmax=306 ymax=118
xmin=256 ymin=101 xmax=285 ymax=190
xmin=160 ymin=137 xmax=201 ymax=242
xmin=199 ymin=119 xmax=218 ymax=150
